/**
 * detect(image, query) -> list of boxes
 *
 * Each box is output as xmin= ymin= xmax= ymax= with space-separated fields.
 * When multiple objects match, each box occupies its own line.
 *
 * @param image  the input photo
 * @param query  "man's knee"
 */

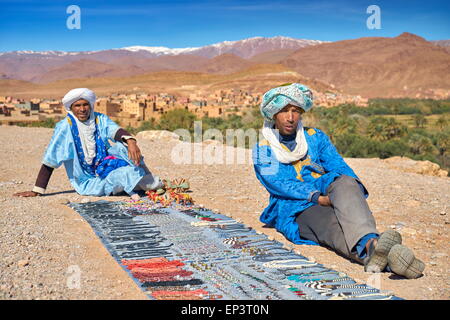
xmin=297 ymin=205 xmax=338 ymax=231
xmin=336 ymin=174 xmax=358 ymax=185
xmin=328 ymin=174 xmax=359 ymax=193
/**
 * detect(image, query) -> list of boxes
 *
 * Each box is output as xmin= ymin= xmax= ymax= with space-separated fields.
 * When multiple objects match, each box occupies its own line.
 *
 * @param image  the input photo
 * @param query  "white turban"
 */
xmin=62 ymin=88 xmax=96 ymax=112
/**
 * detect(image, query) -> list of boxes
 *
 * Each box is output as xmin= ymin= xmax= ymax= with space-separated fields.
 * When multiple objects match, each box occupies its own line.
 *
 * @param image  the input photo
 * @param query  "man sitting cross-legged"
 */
xmin=14 ymin=88 xmax=163 ymax=201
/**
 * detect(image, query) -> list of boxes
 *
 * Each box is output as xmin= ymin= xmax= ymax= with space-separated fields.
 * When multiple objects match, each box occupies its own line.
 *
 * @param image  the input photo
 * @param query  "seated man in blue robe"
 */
xmin=14 ymin=88 xmax=163 ymax=201
xmin=252 ymin=83 xmax=425 ymax=279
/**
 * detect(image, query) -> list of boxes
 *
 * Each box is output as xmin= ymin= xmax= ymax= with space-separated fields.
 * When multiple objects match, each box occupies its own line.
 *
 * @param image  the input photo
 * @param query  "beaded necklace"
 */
xmin=151 ymin=289 xmax=209 ymax=300
xmin=191 ymin=220 xmax=238 ymax=227
xmin=321 ymin=288 xmax=380 ymax=298
xmin=263 ymin=259 xmax=318 ymax=269
xmin=290 ymin=276 xmax=353 ymax=284
xmin=287 ymin=286 xmax=306 ymax=298
xmin=141 ymin=279 xmax=204 ymax=288
xmin=283 ymin=270 xmax=342 ymax=278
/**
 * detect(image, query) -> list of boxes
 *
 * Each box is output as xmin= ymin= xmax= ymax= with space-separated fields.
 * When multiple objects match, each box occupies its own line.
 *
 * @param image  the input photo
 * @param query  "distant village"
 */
xmin=0 ymin=89 xmax=368 ymax=127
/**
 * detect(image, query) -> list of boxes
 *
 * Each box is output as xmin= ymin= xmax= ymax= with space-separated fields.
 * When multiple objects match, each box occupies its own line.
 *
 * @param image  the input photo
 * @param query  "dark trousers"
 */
xmin=295 ymin=175 xmax=379 ymax=264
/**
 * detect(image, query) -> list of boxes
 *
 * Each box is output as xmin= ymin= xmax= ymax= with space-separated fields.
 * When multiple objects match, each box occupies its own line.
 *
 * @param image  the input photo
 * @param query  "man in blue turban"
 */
xmin=14 ymin=88 xmax=163 ymax=201
xmin=253 ymin=83 xmax=424 ymax=279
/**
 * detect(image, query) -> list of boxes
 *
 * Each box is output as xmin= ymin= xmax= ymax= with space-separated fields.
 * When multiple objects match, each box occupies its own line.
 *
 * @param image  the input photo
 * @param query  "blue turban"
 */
xmin=260 ymin=83 xmax=314 ymax=122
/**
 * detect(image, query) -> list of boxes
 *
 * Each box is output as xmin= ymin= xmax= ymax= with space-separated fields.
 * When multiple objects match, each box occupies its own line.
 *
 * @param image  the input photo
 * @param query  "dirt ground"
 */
xmin=0 ymin=126 xmax=448 ymax=300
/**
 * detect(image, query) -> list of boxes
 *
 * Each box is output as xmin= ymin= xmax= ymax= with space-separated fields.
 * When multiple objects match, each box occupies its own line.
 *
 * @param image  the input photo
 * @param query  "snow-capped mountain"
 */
xmin=0 ymin=36 xmax=326 ymax=82
xmin=118 ymin=36 xmax=324 ymax=59
xmin=1 ymin=36 xmax=324 ymax=58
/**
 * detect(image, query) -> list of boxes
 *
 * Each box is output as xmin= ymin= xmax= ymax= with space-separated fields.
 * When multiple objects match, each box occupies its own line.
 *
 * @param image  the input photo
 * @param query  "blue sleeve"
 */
xmin=311 ymin=191 xmax=321 ymax=203
xmin=42 ymin=120 xmax=74 ymax=169
xmin=253 ymin=145 xmax=320 ymax=202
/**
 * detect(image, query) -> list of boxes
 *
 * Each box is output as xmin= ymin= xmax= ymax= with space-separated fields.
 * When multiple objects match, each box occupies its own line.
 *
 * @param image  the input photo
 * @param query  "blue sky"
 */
xmin=0 ymin=0 xmax=449 ymax=52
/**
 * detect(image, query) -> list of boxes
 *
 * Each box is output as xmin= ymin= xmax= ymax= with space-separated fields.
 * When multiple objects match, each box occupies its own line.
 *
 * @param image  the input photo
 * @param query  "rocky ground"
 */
xmin=0 ymin=126 xmax=448 ymax=300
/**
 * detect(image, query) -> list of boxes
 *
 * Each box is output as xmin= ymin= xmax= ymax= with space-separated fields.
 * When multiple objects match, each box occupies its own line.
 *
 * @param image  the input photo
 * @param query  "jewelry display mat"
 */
xmin=68 ymin=200 xmax=401 ymax=300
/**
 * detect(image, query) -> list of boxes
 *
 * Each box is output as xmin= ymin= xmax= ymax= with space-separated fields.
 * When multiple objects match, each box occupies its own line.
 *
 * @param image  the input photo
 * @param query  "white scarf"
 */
xmin=69 ymin=110 xmax=97 ymax=165
xmin=261 ymin=120 xmax=308 ymax=163
xmin=62 ymin=88 xmax=98 ymax=165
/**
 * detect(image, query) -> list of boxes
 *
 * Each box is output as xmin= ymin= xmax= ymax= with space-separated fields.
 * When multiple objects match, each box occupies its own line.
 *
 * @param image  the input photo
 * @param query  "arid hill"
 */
xmin=0 ymin=63 xmax=335 ymax=100
xmin=195 ymin=53 xmax=255 ymax=74
xmin=249 ymin=49 xmax=298 ymax=64
xmin=31 ymin=59 xmax=145 ymax=84
xmin=280 ymin=32 xmax=450 ymax=98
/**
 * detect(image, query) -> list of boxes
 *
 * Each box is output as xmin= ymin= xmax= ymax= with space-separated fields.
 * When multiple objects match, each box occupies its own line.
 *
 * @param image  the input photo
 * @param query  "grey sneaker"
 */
xmin=387 ymin=244 xmax=425 ymax=279
xmin=364 ymin=229 xmax=402 ymax=273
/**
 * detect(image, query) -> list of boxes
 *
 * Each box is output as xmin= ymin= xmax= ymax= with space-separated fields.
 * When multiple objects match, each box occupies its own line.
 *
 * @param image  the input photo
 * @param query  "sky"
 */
xmin=0 ymin=0 xmax=449 ymax=52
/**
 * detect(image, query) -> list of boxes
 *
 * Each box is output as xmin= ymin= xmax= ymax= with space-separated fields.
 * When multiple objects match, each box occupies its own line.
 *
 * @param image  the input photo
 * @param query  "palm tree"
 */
xmin=413 ymin=114 xmax=427 ymax=129
xmin=367 ymin=118 xmax=386 ymax=141
xmin=436 ymin=131 xmax=450 ymax=156
xmin=367 ymin=117 xmax=406 ymax=141
xmin=333 ymin=118 xmax=357 ymax=135
xmin=436 ymin=116 xmax=448 ymax=131
xmin=159 ymin=109 xmax=197 ymax=132
xmin=408 ymin=134 xmax=435 ymax=155
xmin=385 ymin=117 xmax=407 ymax=140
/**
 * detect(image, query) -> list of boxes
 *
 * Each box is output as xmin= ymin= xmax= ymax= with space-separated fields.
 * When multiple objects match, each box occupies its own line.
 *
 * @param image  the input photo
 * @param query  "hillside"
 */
xmin=281 ymin=32 xmax=450 ymax=98
xmin=0 ymin=63 xmax=335 ymax=100
xmin=195 ymin=53 xmax=254 ymax=74
xmin=31 ymin=59 xmax=146 ymax=83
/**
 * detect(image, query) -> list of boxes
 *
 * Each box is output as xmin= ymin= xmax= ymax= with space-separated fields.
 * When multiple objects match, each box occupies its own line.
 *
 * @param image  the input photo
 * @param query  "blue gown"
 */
xmin=252 ymin=127 xmax=369 ymax=245
xmin=42 ymin=112 xmax=147 ymax=196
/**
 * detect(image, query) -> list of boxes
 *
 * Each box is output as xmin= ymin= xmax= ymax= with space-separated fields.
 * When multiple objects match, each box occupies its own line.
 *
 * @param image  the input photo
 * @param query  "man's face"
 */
xmin=71 ymin=99 xmax=91 ymax=122
xmin=273 ymin=104 xmax=304 ymax=135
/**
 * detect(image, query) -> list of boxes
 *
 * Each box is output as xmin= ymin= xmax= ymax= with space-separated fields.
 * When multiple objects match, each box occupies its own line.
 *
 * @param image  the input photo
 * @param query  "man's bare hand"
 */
xmin=126 ymin=139 xmax=141 ymax=166
xmin=318 ymin=195 xmax=332 ymax=206
xmin=14 ymin=191 xmax=39 ymax=197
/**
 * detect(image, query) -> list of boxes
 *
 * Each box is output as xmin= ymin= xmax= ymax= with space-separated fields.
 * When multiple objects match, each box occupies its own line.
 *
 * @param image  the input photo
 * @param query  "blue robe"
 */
xmin=252 ymin=127 xmax=369 ymax=245
xmin=42 ymin=112 xmax=147 ymax=196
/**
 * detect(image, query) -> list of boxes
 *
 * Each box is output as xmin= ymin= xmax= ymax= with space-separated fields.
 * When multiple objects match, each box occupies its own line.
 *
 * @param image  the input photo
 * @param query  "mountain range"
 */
xmin=0 ymin=36 xmax=321 ymax=83
xmin=1 ymin=33 xmax=449 ymax=99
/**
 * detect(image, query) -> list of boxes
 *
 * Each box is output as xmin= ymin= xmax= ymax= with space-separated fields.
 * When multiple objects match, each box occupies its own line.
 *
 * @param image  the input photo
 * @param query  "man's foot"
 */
xmin=13 ymin=191 xmax=40 ymax=197
xmin=387 ymin=244 xmax=425 ymax=279
xmin=364 ymin=229 xmax=402 ymax=273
